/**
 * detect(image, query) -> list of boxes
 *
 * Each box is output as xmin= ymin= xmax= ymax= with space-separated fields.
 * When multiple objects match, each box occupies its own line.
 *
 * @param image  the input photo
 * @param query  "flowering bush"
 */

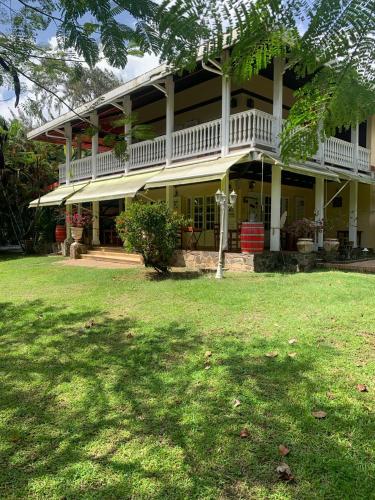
xmin=65 ymin=211 xmax=92 ymax=228
xmin=285 ymin=218 xmax=317 ymax=239
xmin=116 ymin=202 xmax=187 ymax=274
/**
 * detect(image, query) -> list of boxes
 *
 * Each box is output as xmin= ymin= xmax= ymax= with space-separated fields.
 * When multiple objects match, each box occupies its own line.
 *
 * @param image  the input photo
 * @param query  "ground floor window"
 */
xmin=188 ymin=196 xmax=218 ymax=230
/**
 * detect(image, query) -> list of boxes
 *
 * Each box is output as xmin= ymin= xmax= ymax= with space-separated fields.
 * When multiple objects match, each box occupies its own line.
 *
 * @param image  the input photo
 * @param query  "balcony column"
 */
xmin=351 ymin=122 xmax=359 ymax=173
xmin=165 ymin=75 xmax=174 ymax=166
xmin=315 ymin=177 xmax=325 ymax=249
xmin=273 ymin=57 xmax=284 ymax=152
xmin=166 ymin=185 xmax=174 ymax=210
xmin=90 ymin=111 xmax=99 ymax=180
xmin=64 ymin=122 xmax=72 ymax=185
xmin=221 ymin=56 xmax=231 ymax=156
xmin=349 ymin=180 xmax=358 ymax=247
xmin=270 ymin=164 xmax=282 ymax=251
xmin=123 ymin=95 xmax=132 ymax=173
xmin=66 ymin=204 xmax=72 ymax=239
xmin=92 ymin=201 xmax=100 ymax=246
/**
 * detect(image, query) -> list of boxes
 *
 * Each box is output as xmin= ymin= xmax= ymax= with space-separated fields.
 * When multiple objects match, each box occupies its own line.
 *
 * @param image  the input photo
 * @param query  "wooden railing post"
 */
xmin=165 ymin=75 xmax=174 ymax=166
xmin=351 ymin=122 xmax=359 ymax=173
xmin=272 ymin=57 xmax=284 ymax=152
xmin=64 ymin=122 xmax=72 ymax=185
xmin=123 ymin=95 xmax=132 ymax=173
xmin=90 ymin=111 xmax=98 ymax=180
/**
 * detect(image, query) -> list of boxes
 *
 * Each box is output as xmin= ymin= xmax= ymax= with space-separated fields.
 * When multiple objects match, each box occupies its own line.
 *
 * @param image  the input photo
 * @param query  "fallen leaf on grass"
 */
xmin=312 ymin=410 xmax=327 ymax=419
xmin=326 ymin=391 xmax=335 ymax=400
xmin=84 ymin=320 xmax=95 ymax=329
xmin=276 ymin=462 xmax=294 ymax=482
xmin=239 ymin=428 xmax=250 ymax=438
xmin=288 ymin=352 xmax=297 ymax=358
xmin=279 ymin=444 xmax=290 ymax=456
xmin=265 ymin=352 xmax=278 ymax=358
xmin=288 ymin=338 xmax=297 ymax=344
xmin=204 ymin=365 xmax=211 ymax=370
xmin=126 ymin=332 xmax=134 ymax=339
xmin=204 ymin=351 xmax=212 ymax=358
xmin=356 ymin=384 xmax=368 ymax=392
xmin=233 ymin=399 xmax=241 ymax=408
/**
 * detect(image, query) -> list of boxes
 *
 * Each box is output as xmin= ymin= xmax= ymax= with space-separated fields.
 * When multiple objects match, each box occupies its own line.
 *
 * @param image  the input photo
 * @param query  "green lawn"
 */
xmin=0 ymin=255 xmax=374 ymax=499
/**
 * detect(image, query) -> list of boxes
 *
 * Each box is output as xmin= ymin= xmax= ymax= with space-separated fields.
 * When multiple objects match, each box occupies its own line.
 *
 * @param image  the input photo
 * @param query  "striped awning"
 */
xmin=144 ymin=153 xmax=248 ymax=189
xmin=66 ymin=170 xmax=161 ymax=204
xmin=29 ymin=182 xmax=88 ymax=208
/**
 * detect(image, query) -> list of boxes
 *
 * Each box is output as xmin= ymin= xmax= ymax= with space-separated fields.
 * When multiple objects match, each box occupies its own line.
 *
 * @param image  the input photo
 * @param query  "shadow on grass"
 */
xmin=145 ymin=270 xmax=205 ymax=281
xmin=0 ymin=300 xmax=373 ymax=498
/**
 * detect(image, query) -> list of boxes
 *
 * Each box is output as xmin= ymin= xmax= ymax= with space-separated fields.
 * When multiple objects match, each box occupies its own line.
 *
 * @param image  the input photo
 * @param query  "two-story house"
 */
xmin=29 ymin=55 xmax=375 ymax=263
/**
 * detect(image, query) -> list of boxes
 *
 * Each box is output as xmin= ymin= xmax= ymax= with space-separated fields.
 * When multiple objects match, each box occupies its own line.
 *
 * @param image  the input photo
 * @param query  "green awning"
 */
xmin=144 ymin=153 xmax=248 ymax=189
xmin=29 ymin=182 xmax=88 ymax=208
xmin=66 ymin=170 xmax=161 ymax=204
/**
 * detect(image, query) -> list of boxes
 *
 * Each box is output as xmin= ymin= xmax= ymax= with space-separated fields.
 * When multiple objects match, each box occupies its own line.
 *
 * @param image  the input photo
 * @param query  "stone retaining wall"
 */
xmin=172 ymin=250 xmax=254 ymax=271
xmin=172 ymin=250 xmax=318 ymax=273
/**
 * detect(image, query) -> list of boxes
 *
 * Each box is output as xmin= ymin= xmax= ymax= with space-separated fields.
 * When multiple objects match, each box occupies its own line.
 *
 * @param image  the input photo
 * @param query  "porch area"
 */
xmin=58 ymin=107 xmax=372 ymax=184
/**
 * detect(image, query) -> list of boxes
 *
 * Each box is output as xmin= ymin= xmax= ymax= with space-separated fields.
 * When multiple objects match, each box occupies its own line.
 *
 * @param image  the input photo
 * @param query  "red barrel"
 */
xmin=240 ymin=222 xmax=264 ymax=253
xmin=55 ymin=224 xmax=67 ymax=242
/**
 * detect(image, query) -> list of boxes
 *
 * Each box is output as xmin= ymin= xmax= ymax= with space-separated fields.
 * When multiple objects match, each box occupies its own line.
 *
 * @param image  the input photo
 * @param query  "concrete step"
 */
xmin=82 ymin=251 xmax=143 ymax=264
xmin=91 ymin=246 xmax=125 ymax=253
xmin=81 ymin=254 xmax=142 ymax=265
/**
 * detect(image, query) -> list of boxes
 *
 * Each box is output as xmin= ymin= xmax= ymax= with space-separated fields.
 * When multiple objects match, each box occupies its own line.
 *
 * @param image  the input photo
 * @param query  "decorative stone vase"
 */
xmin=296 ymin=238 xmax=314 ymax=254
xmin=71 ymin=226 xmax=84 ymax=243
xmin=323 ymin=238 xmax=340 ymax=253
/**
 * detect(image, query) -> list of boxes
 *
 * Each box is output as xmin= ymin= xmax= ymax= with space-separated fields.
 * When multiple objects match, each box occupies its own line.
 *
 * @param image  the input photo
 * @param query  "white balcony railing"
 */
xmin=59 ymin=108 xmax=371 ymax=183
xmin=173 ymin=118 xmax=221 ymax=160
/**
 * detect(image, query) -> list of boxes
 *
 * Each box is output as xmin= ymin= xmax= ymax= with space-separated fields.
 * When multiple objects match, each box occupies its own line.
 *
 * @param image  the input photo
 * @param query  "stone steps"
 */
xmin=81 ymin=247 xmax=143 ymax=265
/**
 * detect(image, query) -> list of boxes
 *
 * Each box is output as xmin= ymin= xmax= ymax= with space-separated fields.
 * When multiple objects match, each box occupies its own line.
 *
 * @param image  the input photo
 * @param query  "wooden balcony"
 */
xmin=59 ymin=108 xmax=371 ymax=184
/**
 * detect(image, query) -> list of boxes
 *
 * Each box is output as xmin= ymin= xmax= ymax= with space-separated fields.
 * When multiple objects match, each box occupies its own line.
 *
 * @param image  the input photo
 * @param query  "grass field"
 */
xmin=0 ymin=255 xmax=374 ymax=499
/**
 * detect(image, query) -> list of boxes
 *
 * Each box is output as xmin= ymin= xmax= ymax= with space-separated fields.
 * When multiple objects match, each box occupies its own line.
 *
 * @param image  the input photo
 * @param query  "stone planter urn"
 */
xmin=71 ymin=226 xmax=84 ymax=242
xmin=296 ymin=238 xmax=314 ymax=254
xmin=323 ymin=238 xmax=340 ymax=253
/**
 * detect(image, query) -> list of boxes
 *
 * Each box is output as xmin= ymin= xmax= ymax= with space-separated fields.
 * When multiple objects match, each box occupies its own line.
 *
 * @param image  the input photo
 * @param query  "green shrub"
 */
xmin=116 ymin=202 xmax=187 ymax=273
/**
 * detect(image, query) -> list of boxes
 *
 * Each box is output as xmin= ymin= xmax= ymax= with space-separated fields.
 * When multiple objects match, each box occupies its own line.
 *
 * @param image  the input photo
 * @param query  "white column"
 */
xmin=221 ymin=73 xmax=231 ymax=157
xmin=92 ymin=201 xmax=100 ymax=245
xmin=66 ymin=204 xmax=72 ymax=239
xmin=349 ymin=180 xmax=358 ymax=247
xmin=273 ymin=57 xmax=284 ymax=151
xmin=64 ymin=122 xmax=72 ymax=185
xmin=166 ymin=185 xmax=174 ymax=210
xmin=165 ymin=75 xmax=174 ymax=166
xmin=351 ymin=122 xmax=359 ymax=173
xmin=90 ymin=111 xmax=99 ymax=180
xmin=123 ymin=95 xmax=132 ymax=173
xmin=315 ymin=177 xmax=325 ymax=248
xmin=270 ymin=164 xmax=282 ymax=251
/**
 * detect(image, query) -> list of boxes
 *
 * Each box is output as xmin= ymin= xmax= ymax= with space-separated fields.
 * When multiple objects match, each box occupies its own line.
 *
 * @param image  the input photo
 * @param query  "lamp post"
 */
xmin=215 ymin=189 xmax=238 ymax=279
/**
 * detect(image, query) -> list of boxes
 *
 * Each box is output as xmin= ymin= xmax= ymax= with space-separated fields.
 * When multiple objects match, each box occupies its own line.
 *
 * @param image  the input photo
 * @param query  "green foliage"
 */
xmin=116 ymin=201 xmax=187 ymax=273
xmin=0 ymin=118 xmax=63 ymax=249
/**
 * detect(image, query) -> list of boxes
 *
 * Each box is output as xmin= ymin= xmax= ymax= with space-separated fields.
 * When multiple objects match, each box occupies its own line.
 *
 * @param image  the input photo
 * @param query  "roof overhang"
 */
xmin=27 ymin=63 xmax=169 ymax=141
xmin=144 ymin=153 xmax=249 ymax=189
xmin=29 ymin=182 xmax=88 ymax=208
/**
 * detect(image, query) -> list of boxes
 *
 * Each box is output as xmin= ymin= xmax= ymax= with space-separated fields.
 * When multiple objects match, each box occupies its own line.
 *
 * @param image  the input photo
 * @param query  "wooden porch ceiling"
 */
xmin=230 ymin=161 xmax=317 ymax=189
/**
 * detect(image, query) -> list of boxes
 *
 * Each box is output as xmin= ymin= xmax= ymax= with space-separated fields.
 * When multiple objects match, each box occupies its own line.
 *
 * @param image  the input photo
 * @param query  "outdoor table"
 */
xmin=183 ymin=227 xmax=203 ymax=250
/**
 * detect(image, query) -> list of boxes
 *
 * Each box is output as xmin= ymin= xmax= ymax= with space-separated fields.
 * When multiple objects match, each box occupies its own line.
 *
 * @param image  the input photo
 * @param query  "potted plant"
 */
xmin=54 ymin=208 xmax=66 ymax=243
xmin=318 ymin=218 xmax=340 ymax=252
xmin=287 ymin=218 xmax=316 ymax=253
xmin=66 ymin=211 xmax=92 ymax=242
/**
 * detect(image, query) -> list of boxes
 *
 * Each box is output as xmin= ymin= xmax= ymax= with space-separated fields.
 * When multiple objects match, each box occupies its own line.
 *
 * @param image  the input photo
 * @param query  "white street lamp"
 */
xmin=215 ymin=189 xmax=237 ymax=279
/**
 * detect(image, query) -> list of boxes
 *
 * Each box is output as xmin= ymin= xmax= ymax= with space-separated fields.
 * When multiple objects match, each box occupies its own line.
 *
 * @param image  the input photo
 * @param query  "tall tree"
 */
xmin=0 ymin=0 xmax=205 ymax=109
xmin=13 ymin=62 xmax=123 ymax=128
